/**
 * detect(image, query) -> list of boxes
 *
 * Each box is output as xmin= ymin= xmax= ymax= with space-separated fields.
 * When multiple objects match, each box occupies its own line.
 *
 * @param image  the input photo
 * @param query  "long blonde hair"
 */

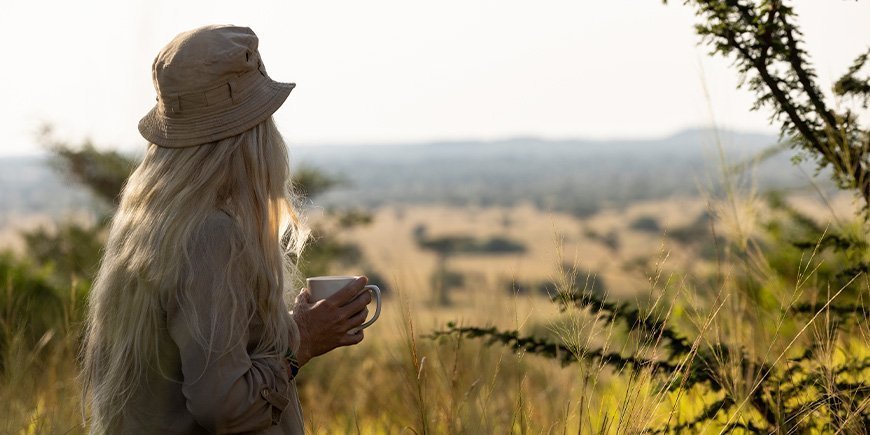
xmin=81 ymin=117 xmax=307 ymax=430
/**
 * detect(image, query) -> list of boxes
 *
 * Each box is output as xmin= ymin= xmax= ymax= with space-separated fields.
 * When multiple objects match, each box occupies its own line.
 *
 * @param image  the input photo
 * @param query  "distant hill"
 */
xmin=291 ymin=128 xmax=826 ymax=216
xmin=0 ymin=128 xmax=830 ymax=222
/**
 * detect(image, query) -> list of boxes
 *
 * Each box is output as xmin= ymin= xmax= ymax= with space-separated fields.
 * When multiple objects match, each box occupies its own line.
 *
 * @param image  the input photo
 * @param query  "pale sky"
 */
xmin=0 ymin=0 xmax=867 ymax=156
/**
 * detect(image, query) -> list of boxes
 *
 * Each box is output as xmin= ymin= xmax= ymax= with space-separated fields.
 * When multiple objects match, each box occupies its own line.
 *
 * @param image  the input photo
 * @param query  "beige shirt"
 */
xmin=110 ymin=211 xmax=304 ymax=434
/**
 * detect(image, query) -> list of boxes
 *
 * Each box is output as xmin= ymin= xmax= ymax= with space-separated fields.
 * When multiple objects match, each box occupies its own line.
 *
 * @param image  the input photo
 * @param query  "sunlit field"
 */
xmin=3 ymin=189 xmax=866 ymax=433
xmin=299 ymin=193 xmax=869 ymax=433
xmin=2 ymin=1 xmax=868 ymax=431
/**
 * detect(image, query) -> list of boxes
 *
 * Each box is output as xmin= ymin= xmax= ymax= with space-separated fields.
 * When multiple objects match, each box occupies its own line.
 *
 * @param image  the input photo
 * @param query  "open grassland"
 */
xmin=1 ymin=192 xmax=867 ymax=434
xmin=323 ymin=193 xmax=859 ymax=300
xmin=297 ymin=192 xmax=868 ymax=433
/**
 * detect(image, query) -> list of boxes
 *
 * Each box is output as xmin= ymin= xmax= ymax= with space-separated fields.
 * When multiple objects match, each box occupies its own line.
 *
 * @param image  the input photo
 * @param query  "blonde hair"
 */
xmin=81 ymin=117 xmax=307 ymax=431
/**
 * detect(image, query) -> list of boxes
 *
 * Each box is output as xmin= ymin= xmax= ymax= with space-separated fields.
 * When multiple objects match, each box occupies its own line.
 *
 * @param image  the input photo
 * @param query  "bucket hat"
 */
xmin=138 ymin=25 xmax=294 ymax=148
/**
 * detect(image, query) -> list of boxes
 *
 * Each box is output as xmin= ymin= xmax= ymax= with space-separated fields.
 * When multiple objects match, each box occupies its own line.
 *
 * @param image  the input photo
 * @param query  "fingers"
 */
xmin=342 ymin=307 xmax=369 ymax=330
xmin=340 ymin=329 xmax=364 ymax=346
xmin=327 ymin=276 xmax=368 ymax=306
xmin=338 ymin=290 xmax=373 ymax=318
xmin=295 ymin=288 xmax=312 ymax=304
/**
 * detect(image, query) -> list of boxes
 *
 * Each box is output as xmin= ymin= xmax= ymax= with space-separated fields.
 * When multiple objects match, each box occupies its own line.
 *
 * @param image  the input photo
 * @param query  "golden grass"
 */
xmin=1 ymin=192 xmax=865 ymax=434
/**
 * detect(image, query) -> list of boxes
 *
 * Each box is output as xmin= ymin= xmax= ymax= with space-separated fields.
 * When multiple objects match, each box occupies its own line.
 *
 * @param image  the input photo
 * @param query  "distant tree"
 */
xmin=568 ymin=201 xmax=601 ymax=219
xmin=415 ymin=235 xmax=473 ymax=306
xmin=39 ymin=127 xmax=136 ymax=207
xmin=291 ymin=165 xmax=342 ymax=200
xmin=414 ymin=230 xmax=526 ymax=305
xmin=602 ymin=230 xmax=621 ymax=253
xmin=478 ymin=237 xmax=527 ymax=254
xmin=629 ymin=215 xmax=661 ymax=233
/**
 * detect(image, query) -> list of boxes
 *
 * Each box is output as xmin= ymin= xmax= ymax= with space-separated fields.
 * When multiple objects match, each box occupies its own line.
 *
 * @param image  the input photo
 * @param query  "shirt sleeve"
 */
xmin=166 ymin=212 xmax=292 ymax=434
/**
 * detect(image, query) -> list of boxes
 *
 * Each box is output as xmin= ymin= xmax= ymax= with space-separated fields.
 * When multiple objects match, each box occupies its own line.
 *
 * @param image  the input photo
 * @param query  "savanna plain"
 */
xmin=1 ymin=129 xmax=867 ymax=433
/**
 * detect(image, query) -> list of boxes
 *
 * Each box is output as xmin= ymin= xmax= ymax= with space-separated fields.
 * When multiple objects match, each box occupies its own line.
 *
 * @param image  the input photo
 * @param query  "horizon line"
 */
xmin=0 ymin=125 xmax=780 ymax=158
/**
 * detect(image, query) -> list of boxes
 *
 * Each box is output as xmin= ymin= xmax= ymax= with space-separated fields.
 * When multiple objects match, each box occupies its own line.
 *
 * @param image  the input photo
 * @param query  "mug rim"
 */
xmin=306 ymin=275 xmax=360 ymax=282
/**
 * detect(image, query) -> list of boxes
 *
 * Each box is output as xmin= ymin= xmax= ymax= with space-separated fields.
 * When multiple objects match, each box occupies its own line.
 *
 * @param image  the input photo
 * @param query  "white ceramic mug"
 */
xmin=306 ymin=276 xmax=382 ymax=334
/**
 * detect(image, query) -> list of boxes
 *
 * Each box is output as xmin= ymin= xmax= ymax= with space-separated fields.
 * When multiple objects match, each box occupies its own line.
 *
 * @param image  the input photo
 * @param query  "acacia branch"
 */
xmin=778 ymin=12 xmax=840 ymax=135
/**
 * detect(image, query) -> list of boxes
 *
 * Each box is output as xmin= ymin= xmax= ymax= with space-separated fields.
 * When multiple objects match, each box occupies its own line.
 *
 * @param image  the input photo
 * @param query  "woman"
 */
xmin=81 ymin=25 xmax=371 ymax=434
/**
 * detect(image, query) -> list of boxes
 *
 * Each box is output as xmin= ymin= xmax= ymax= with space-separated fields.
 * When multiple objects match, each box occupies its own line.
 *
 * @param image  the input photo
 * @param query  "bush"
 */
xmin=629 ymin=215 xmax=661 ymax=233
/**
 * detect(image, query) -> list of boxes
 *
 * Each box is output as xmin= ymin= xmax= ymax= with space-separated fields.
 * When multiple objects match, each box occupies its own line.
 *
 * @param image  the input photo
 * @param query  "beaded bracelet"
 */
xmin=284 ymin=347 xmax=300 ymax=379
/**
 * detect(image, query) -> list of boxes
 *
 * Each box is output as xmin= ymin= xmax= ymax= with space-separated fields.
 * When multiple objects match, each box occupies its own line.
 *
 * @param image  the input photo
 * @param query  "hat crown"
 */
xmin=152 ymin=25 xmax=263 ymax=98
xmin=138 ymin=24 xmax=294 ymax=148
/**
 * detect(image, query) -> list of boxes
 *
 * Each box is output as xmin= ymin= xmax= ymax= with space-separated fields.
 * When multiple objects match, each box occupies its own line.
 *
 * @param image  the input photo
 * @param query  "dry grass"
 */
xmin=0 ymin=192 xmax=865 ymax=434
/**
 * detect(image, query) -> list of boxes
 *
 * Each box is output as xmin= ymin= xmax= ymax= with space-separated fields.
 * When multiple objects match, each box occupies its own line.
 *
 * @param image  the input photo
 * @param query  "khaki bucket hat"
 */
xmin=138 ymin=25 xmax=294 ymax=148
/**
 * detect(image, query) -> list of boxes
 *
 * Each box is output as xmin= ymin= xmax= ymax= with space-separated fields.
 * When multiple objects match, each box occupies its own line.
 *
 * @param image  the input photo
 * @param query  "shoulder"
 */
xmin=165 ymin=210 xmax=241 ymax=307
xmin=190 ymin=209 xmax=239 ymax=254
xmin=201 ymin=209 xmax=236 ymax=233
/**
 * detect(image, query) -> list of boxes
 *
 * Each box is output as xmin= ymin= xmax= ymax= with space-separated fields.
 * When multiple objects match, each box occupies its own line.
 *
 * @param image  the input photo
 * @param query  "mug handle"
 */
xmin=348 ymin=284 xmax=381 ymax=334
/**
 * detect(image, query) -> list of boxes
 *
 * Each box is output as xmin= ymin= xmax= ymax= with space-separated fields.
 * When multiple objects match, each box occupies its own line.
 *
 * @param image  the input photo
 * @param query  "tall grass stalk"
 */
xmin=398 ymin=285 xmax=430 ymax=435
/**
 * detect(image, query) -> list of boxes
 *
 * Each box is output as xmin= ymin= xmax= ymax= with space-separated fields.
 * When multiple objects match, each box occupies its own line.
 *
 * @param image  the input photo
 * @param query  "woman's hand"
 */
xmin=291 ymin=276 xmax=372 ymax=367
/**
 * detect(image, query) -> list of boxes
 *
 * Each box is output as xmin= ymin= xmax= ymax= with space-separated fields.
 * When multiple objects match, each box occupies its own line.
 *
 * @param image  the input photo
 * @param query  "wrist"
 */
xmin=294 ymin=345 xmax=312 ymax=367
xmin=290 ymin=310 xmax=312 ymax=367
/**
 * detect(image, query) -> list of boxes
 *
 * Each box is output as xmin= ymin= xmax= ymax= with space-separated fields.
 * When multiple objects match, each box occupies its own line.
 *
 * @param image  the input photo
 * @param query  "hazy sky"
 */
xmin=0 ymin=0 xmax=867 ymax=156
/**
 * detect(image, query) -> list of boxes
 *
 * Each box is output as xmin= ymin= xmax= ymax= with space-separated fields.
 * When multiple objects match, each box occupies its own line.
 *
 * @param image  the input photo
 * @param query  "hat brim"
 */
xmin=138 ymin=80 xmax=295 ymax=148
